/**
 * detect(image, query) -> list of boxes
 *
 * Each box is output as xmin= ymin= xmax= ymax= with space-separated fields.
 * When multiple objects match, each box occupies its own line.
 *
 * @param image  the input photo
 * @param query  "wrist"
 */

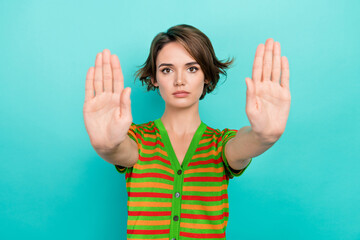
xmin=251 ymin=129 xmax=279 ymax=145
xmin=92 ymin=140 xmax=123 ymax=155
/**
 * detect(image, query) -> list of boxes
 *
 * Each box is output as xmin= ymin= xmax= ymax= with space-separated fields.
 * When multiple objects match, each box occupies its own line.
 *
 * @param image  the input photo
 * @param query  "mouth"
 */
xmin=173 ymin=91 xmax=190 ymax=97
xmin=173 ymin=91 xmax=190 ymax=95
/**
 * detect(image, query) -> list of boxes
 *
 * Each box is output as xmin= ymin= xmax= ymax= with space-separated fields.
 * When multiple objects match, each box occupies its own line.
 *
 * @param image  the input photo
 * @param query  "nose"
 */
xmin=174 ymin=71 xmax=185 ymax=86
xmin=175 ymin=80 xmax=184 ymax=86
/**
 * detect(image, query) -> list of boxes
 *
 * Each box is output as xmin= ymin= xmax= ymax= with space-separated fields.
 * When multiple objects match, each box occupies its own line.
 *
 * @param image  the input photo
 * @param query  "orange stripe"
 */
xmin=184 ymin=167 xmax=223 ymax=174
xmin=128 ymin=238 xmax=168 ymax=240
xmin=193 ymin=148 xmax=222 ymax=159
xmin=128 ymin=130 xmax=136 ymax=140
xmin=180 ymin=221 xmax=226 ymax=230
xmin=127 ymin=219 xmax=171 ymax=226
xmin=135 ymin=163 xmax=174 ymax=175
xmin=199 ymin=137 xmax=213 ymax=144
xmin=127 ymin=181 xmax=174 ymax=190
xmin=141 ymin=147 xmax=168 ymax=156
xmin=142 ymin=133 xmax=159 ymax=139
xmin=128 ymin=201 xmax=172 ymax=208
xmin=181 ymin=202 xmax=229 ymax=211
xmin=183 ymin=184 xmax=227 ymax=192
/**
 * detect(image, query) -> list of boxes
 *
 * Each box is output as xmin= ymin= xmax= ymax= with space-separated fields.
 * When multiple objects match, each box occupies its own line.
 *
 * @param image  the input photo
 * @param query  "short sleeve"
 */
xmin=221 ymin=128 xmax=252 ymax=179
xmin=114 ymin=122 xmax=139 ymax=174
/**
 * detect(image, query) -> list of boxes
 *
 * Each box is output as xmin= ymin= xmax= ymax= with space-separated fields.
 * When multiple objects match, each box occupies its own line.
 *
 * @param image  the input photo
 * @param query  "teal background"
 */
xmin=1 ymin=0 xmax=359 ymax=239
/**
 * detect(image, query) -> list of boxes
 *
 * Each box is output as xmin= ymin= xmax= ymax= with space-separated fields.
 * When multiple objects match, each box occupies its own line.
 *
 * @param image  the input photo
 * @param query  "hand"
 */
xmin=245 ymin=38 xmax=291 ymax=143
xmin=83 ymin=49 xmax=133 ymax=150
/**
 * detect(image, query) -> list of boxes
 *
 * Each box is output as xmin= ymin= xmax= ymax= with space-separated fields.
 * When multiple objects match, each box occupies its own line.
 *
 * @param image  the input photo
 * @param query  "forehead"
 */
xmin=157 ymin=42 xmax=195 ymax=65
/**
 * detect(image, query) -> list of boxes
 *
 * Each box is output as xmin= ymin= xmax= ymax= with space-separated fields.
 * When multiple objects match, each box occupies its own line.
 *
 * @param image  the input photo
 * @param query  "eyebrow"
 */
xmin=158 ymin=62 xmax=199 ymax=69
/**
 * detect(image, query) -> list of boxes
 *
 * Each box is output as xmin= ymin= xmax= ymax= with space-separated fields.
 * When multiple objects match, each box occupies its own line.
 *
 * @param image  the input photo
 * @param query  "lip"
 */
xmin=173 ymin=91 xmax=190 ymax=95
xmin=173 ymin=91 xmax=190 ymax=98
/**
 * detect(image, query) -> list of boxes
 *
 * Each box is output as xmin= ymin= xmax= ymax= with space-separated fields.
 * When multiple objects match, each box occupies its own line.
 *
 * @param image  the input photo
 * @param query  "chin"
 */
xmin=167 ymin=98 xmax=199 ymax=109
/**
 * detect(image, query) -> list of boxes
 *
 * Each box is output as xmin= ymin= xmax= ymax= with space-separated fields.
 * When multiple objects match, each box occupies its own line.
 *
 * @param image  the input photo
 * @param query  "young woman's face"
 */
xmin=152 ymin=41 xmax=209 ymax=108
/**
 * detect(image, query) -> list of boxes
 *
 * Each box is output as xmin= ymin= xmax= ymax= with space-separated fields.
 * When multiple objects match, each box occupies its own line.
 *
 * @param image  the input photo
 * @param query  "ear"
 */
xmin=204 ymin=79 xmax=210 ymax=84
xmin=151 ymin=77 xmax=158 ymax=87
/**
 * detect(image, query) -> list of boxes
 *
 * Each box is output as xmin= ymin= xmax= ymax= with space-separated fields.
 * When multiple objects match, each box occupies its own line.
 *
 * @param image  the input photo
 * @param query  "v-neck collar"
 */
xmin=154 ymin=118 xmax=207 ymax=170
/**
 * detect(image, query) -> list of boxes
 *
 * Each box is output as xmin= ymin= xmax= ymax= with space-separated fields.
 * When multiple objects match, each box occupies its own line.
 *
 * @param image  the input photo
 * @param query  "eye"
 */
xmin=188 ymin=66 xmax=198 ymax=73
xmin=161 ymin=68 xmax=172 ymax=74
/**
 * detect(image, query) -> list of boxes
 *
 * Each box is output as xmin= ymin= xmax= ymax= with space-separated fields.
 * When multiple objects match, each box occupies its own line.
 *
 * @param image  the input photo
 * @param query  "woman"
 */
xmin=83 ymin=24 xmax=290 ymax=239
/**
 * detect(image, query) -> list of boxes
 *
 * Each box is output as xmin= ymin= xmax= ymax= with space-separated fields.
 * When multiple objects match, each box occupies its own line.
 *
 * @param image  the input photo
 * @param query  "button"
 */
xmin=173 ymin=215 xmax=179 ymax=221
xmin=171 ymin=238 xmax=176 ymax=240
xmin=177 ymin=169 xmax=182 ymax=175
xmin=175 ymin=192 xmax=180 ymax=198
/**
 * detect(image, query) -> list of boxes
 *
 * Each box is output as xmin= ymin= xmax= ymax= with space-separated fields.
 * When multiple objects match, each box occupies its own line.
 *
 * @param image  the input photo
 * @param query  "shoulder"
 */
xmin=203 ymin=124 xmax=237 ymax=139
xmin=130 ymin=120 xmax=158 ymax=136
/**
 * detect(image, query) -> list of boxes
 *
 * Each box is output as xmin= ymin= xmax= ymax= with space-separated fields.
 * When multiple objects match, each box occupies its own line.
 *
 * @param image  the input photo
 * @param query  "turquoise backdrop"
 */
xmin=1 ymin=0 xmax=359 ymax=239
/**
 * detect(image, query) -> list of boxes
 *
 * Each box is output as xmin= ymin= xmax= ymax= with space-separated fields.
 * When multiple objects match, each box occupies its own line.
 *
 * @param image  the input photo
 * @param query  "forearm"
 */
xmin=93 ymin=135 xmax=138 ymax=167
xmin=230 ymin=126 xmax=278 ymax=161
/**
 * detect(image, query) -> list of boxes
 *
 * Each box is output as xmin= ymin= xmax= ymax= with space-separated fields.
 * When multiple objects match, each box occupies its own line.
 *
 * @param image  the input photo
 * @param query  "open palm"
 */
xmin=245 ymin=38 xmax=291 ymax=143
xmin=83 ymin=49 xmax=132 ymax=150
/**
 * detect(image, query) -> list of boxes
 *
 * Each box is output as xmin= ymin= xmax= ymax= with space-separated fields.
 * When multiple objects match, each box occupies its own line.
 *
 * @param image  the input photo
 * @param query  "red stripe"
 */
xmin=130 ymin=172 xmax=174 ymax=181
xmin=180 ymin=231 xmax=225 ymax=239
xmin=128 ymin=211 xmax=172 ymax=216
xmin=184 ymin=176 xmax=226 ymax=182
xmin=128 ymin=229 xmax=170 ymax=235
xmin=182 ymin=193 xmax=228 ymax=202
xmin=138 ymin=138 xmax=165 ymax=148
xmin=188 ymin=158 xmax=222 ymax=166
xmin=139 ymin=155 xmax=171 ymax=165
xmin=181 ymin=212 xmax=229 ymax=220
xmin=195 ymin=142 xmax=217 ymax=152
xmin=136 ymin=122 xmax=158 ymax=132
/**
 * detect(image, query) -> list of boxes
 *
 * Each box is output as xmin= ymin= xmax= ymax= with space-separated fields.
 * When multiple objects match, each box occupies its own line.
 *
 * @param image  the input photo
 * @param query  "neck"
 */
xmin=160 ymin=102 xmax=201 ymax=136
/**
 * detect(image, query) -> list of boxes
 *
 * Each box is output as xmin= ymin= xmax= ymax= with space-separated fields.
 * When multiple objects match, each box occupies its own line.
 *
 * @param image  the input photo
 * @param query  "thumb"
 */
xmin=127 ymin=87 xmax=132 ymax=117
xmin=120 ymin=87 xmax=132 ymax=118
xmin=128 ymin=87 xmax=131 ymax=101
xmin=245 ymin=77 xmax=256 ymax=112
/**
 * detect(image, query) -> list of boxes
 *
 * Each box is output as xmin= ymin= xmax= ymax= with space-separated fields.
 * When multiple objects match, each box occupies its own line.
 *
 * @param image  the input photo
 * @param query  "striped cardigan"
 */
xmin=115 ymin=118 xmax=252 ymax=240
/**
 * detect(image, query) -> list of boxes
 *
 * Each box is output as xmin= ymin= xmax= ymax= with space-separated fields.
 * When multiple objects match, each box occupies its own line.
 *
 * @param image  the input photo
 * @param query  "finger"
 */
xmin=263 ymin=38 xmax=274 ymax=81
xmin=127 ymin=88 xmax=132 ymax=118
xmin=245 ymin=77 xmax=256 ymax=115
xmin=280 ymin=56 xmax=290 ymax=89
xmin=252 ymin=44 xmax=265 ymax=84
xmin=271 ymin=41 xmax=281 ymax=84
xmin=94 ymin=53 xmax=103 ymax=95
xmin=85 ymin=67 xmax=95 ymax=101
xmin=111 ymin=54 xmax=124 ymax=95
xmin=120 ymin=87 xmax=131 ymax=119
xmin=102 ymin=49 xmax=113 ymax=93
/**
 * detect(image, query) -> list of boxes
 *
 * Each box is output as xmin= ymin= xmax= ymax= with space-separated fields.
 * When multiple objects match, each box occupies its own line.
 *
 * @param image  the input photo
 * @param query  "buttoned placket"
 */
xmin=154 ymin=118 xmax=207 ymax=240
xmin=170 ymin=168 xmax=183 ymax=239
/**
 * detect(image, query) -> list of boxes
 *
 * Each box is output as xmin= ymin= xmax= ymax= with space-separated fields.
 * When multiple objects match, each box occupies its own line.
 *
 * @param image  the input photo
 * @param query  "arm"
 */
xmin=225 ymin=126 xmax=277 ymax=170
xmin=226 ymin=38 xmax=291 ymax=170
xmin=83 ymin=49 xmax=138 ymax=168
xmin=93 ymin=134 xmax=138 ymax=168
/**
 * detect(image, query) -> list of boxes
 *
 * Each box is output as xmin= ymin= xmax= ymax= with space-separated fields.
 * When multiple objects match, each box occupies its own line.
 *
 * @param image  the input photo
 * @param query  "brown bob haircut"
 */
xmin=134 ymin=24 xmax=235 ymax=100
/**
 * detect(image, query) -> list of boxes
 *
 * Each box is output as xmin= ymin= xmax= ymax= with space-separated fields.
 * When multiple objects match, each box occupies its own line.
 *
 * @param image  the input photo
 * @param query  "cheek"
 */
xmin=157 ymin=81 xmax=172 ymax=97
xmin=197 ymin=78 xmax=206 ymax=89
xmin=194 ymin=82 xmax=205 ymax=98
